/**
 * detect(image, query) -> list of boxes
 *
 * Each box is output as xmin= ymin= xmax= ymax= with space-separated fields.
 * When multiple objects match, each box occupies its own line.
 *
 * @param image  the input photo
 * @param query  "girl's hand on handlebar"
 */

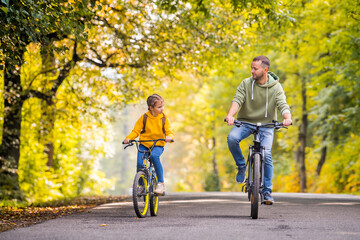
xmin=123 ymin=138 xmax=130 ymax=144
xmin=165 ymin=136 xmax=173 ymax=143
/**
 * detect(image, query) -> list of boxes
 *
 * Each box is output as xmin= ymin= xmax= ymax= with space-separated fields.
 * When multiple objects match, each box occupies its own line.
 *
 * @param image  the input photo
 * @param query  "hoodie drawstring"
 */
xmin=265 ymin=87 xmax=268 ymax=118
xmin=251 ymin=80 xmax=255 ymax=100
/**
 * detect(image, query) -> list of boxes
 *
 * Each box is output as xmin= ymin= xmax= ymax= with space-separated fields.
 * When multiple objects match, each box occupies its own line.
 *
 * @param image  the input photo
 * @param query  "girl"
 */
xmin=123 ymin=94 xmax=174 ymax=195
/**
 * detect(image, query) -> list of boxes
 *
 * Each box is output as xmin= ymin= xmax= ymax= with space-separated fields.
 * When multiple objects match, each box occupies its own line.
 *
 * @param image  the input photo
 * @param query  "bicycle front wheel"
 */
xmin=251 ymin=153 xmax=260 ymax=219
xmin=133 ymin=171 xmax=149 ymax=218
xmin=150 ymin=174 xmax=159 ymax=216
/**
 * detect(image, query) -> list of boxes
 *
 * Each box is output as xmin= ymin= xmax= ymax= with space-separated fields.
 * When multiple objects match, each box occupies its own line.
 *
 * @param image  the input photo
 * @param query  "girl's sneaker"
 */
xmin=154 ymin=182 xmax=165 ymax=195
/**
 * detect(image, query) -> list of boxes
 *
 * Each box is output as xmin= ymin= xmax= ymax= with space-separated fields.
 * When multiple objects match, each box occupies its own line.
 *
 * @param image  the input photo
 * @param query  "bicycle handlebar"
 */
xmin=224 ymin=119 xmax=292 ymax=129
xmin=122 ymin=139 xmax=174 ymax=151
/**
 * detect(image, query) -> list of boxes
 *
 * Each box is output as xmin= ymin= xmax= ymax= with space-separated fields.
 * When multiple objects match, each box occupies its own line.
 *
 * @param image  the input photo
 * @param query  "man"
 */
xmin=225 ymin=56 xmax=292 ymax=204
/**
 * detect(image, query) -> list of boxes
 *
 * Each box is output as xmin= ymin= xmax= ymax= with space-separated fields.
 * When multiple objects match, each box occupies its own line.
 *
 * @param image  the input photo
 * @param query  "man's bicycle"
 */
xmin=123 ymin=139 xmax=172 ymax=218
xmin=226 ymin=119 xmax=289 ymax=219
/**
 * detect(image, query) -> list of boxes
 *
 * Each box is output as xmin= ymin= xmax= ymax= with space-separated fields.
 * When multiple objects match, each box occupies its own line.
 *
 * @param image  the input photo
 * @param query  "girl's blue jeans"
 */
xmin=227 ymin=124 xmax=274 ymax=194
xmin=137 ymin=144 xmax=165 ymax=183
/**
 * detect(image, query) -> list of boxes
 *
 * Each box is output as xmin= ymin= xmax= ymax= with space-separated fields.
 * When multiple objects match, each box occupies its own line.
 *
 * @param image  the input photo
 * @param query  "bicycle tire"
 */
xmin=150 ymin=174 xmax=159 ymax=216
xmin=251 ymin=153 xmax=260 ymax=219
xmin=133 ymin=171 xmax=149 ymax=218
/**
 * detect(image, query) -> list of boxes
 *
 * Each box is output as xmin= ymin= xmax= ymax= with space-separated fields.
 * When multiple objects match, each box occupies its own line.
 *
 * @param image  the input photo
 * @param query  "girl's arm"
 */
xmin=164 ymin=118 xmax=175 ymax=142
xmin=125 ymin=115 xmax=145 ymax=141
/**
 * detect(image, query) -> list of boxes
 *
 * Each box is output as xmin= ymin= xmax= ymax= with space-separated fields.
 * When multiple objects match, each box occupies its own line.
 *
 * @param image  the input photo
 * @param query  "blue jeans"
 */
xmin=227 ymin=124 xmax=274 ymax=194
xmin=137 ymin=144 xmax=165 ymax=183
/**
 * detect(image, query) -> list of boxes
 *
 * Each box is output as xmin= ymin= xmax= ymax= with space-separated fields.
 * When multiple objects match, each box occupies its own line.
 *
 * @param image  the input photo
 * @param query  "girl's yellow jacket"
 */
xmin=126 ymin=111 xmax=175 ymax=148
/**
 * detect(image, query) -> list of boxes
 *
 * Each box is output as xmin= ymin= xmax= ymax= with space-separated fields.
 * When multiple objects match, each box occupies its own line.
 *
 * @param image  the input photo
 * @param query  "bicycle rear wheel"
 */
xmin=133 ymin=171 xmax=149 ymax=218
xmin=150 ymin=174 xmax=159 ymax=216
xmin=251 ymin=153 xmax=260 ymax=219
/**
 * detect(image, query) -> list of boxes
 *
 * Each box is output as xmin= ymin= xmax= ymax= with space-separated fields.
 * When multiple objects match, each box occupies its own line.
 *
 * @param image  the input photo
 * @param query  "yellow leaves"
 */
xmin=251 ymin=9 xmax=260 ymax=15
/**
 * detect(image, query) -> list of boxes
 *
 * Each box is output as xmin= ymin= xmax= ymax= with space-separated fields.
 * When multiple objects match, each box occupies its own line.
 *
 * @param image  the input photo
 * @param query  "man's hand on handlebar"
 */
xmin=282 ymin=119 xmax=292 ymax=127
xmin=123 ymin=138 xmax=130 ymax=144
xmin=225 ymin=116 xmax=235 ymax=126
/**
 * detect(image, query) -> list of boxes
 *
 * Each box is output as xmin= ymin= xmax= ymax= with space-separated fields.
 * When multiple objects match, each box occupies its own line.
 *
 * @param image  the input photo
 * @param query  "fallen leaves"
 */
xmin=0 ymin=196 xmax=128 ymax=232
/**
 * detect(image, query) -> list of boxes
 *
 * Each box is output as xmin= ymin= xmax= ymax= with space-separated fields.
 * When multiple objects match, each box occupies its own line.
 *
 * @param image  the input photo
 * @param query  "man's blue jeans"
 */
xmin=137 ymin=144 xmax=165 ymax=183
xmin=227 ymin=124 xmax=274 ymax=194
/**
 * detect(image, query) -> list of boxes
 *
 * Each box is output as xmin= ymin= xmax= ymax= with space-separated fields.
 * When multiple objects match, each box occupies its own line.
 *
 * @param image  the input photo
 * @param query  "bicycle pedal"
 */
xmin=155 ymin=192 xmax=165 ymax=196
xmin=261 ymin=200 xmax=274 ymax=205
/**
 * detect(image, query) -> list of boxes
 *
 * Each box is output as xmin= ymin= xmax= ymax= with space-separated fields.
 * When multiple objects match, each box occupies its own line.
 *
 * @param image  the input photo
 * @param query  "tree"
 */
xmin=260 ymin=0 xmax=359 ymax=192
xmin=0 ymin=0 xmax=94 ymax=200
xmin=1 ymin=0 xmax=286 ymax=200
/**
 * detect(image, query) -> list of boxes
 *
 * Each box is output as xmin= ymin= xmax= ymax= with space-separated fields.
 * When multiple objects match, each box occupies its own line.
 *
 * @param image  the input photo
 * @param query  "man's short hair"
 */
xmin=253 ymin=56 xmax=270 ymax=69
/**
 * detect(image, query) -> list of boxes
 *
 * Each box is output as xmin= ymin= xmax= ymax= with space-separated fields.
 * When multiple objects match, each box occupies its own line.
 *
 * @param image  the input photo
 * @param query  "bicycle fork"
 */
xmin=259 ymin=147 xmax=266 ymax=204
xmin=242 ymin=146 xmax=265 ymax=202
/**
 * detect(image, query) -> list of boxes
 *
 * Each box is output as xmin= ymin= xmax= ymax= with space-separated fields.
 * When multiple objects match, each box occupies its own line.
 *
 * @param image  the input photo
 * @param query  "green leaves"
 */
xmin=1 ymin=0 xmax=94 ymax=67
xmin=0 ymin=7 xmax=7 ymax=13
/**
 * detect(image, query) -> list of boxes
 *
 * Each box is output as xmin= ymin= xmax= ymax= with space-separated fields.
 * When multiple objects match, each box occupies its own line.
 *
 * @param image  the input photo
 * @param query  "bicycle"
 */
xmin=123 ymin=139 xmax=172 ymax=218
xmin=225 ymin=119 xmax=290 ymax=219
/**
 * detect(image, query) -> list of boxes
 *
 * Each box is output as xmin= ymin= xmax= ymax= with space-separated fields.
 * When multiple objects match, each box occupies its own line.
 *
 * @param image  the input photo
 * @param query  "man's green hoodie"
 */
xmin=232 ymin=72 xmax=291 ymax=124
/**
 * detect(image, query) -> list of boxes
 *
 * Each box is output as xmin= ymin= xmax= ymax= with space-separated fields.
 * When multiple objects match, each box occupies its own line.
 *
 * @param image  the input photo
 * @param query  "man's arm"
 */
xmin=225 ymin=102 xmax=239 ymax=125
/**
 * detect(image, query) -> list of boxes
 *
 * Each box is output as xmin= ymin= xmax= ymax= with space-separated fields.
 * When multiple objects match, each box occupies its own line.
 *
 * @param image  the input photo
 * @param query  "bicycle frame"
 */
xmin=226 ymin=119 xmax=290 ymax=219
xmin=245 ymin=125 xmax=266 ymax=202
xmin=124 ymin=139 xmax=166 ymax=195
xmin=231 ymin=120 xmax=288 ymax=203
xmin=123 ymin=138 xmax=168 ymax=217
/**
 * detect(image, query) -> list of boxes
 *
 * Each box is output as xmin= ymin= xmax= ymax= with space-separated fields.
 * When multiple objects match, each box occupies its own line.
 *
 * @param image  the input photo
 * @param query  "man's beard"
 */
xmin=253 ymin=72 xmax=264 ymax=81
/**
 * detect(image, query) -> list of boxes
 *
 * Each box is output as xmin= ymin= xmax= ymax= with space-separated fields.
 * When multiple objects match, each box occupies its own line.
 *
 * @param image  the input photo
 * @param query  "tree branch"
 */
xmin=85 ymin=57 xmax=145 ymax=68
xmin=22 ymin=90 xmax=52 ymax=104
xmin=51 ymin=41 xmax=80 ymax=96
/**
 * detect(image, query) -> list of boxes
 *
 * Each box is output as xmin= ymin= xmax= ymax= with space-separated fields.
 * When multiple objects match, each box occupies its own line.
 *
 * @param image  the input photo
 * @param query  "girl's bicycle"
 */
xmin=227 ymin=119 xmax=289 ymax=219
xmin=123 ymin=139 xmax=172 ymax=218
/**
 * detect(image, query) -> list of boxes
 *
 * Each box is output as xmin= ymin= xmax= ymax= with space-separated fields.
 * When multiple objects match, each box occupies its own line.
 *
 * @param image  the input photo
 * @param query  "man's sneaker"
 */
xmin=154 ymin=182 xmax=165 ymax=195
xmin=236 ymin=166 xmax=246 ymax=183
xmin=262 ymin=192 xmax=274 ymax=205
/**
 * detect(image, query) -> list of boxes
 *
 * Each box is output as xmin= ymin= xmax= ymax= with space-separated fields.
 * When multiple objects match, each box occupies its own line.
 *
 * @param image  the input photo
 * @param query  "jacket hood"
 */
xmin=146 ymin=111 xmax=164 ymax=119
xmin=253 ymin=72 xmax=279 ymax=88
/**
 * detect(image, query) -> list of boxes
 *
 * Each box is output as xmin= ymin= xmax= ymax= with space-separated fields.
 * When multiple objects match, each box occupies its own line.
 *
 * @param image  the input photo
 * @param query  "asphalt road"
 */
xmin=1 ymin=192 xmax=360 ymax=240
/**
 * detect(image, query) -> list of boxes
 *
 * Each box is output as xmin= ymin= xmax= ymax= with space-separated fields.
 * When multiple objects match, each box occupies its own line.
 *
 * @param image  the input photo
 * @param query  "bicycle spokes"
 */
xmin=133 ymin=172 xmax=149 ymax=218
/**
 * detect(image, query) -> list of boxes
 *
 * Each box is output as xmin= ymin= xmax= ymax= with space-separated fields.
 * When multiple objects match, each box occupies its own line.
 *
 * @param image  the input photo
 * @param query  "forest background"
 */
xmin=0 ymin=0 xmax=359 ymax=205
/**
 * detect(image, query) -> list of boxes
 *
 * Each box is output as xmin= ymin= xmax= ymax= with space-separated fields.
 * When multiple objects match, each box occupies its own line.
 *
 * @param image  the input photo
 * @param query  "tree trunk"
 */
xmin=205 ymin=119 xmax=220 ymax=191
xmin=0 ymin=42 xmax=78 ymax=200
xmin=211 ymin=135 xmax=220 ymax=190
xmin=0 ymin=61 xmax=25 ymax=200
xmin=316 ymin=135 xmax=327 ymax=176
xmin=40 ymin=43 xmax=57 ymax=168
xmin=296 ymin=77 xmax=307 ymax=192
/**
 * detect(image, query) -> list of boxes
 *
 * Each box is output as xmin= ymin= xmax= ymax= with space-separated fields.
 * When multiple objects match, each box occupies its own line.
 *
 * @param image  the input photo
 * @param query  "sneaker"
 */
xmin=154 ymin=182 xmax=165 ymax=195
xmin=262 ymin=192 xmax=274 ymax=205
xmin=236 ymin=166 xmax=246 ymax=183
